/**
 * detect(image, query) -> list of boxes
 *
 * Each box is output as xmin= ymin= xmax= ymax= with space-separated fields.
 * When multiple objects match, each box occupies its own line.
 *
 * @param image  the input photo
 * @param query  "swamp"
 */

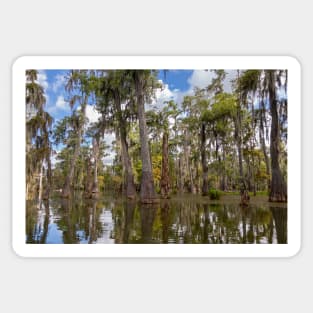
xmin=25 ymin=69 xmax=288 ymax=244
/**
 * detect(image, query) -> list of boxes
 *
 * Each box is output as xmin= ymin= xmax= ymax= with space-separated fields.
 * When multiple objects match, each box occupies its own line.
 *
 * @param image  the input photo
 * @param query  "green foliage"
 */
xmin=209 ymin=189 xmax=222 ymax=200
xmin=26 ymin=69 xmax=287 ymax=202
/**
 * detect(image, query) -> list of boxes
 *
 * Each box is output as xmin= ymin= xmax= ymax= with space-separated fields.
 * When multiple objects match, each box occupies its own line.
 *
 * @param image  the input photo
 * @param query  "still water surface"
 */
xmin=26 ymin=196 xmax=287 ymax=244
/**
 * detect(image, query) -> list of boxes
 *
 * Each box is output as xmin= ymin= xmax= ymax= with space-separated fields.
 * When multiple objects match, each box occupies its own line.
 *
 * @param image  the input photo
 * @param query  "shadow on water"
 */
xmin=26 ymin=196 xmax=288 ymax=244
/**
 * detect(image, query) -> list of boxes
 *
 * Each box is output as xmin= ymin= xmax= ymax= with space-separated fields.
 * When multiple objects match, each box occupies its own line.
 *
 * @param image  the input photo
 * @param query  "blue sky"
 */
xmin=159 ymin=70 xmax=193 ymax=91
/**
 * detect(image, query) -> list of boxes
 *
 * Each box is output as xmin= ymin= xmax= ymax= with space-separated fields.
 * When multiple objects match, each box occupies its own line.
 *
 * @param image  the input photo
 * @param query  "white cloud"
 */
xmin=36 ymin=70 xmax=50 ymax=107
xmin=52 ymin=73 xmax=66 ymax=93
xmin=149 ymin=81 xmax=176 ymax=110
xmin=145 ymin=70 xmax=239 ymax=114
xmin=187 ymin=69 xmax=237 ymax=93
xmin=188 ymin=70 xmax=215 ymax=90
xmin=46 ymin=95 xmax=70 ymax=116
xmin=56 ymin=95 xmax=69 ymax=111
xmin=147 ymin=80 xmax=189 ymax=110
xmin=37 ymin=70 xmax=49 ymax=91
xmin=85 ymin=104 xmax=101 ymax=124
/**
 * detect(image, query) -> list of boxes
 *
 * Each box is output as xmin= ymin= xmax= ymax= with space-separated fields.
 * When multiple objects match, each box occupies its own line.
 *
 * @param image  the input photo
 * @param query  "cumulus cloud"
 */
xmin=52 ymin=73 xmax=66 ymax=93
xmin=36 ymin=70 xmax=50 ymax=106
xmin=188 ymin=70 xmax=215 ymax=90
xmin=149 ymin=70 xmax=237 ymax=111
xmin=148 ymin=81 xmax=177 ymax=110
xmin=37 ymin=70 xmax=49 ymax=91
xmin=56 ymin=95 xmax=69 ymax=111
xmin=144 ymin=70 xmax=239 ymax=115
xmin=46 ymin=95 xmax=70 ymax=116
xmin=147 ymin=80 xmax=189 ymax=110
xmin=85 ymin=104 xmax=101 ymax=124
xmin=187 ymin=69 xmax=237 ymax=93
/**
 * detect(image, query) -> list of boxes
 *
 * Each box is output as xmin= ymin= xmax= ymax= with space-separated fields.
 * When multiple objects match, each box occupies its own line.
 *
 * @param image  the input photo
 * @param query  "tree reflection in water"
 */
xmin=26 ymin=197 xmax=287 ymax=244
xmin=270 ymin=207 xmax=287 ymax=244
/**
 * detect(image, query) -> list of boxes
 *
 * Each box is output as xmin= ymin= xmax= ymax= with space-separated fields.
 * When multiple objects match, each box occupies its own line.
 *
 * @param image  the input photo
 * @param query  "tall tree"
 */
xmin=238 ymin=69 xmax=287 ymax=202
xmin=149 ymin=101 xmax=177 ymax=198
xmin=182 ymin=93 xmax=209 ymax=195
xmin=267 ymin=70 xmax=287 ymax=202
xmin=98 ymin=71 xmax=137 ymax=199
xmin=131 ymin=70 xmax=159 ymax=203
xmin=234 ymin=70 xmax=250 ymax=205
xmin=26 ymin=70 xmax=52 ymax=201
xmin=61 ymin=70 xmax=92 ymax=198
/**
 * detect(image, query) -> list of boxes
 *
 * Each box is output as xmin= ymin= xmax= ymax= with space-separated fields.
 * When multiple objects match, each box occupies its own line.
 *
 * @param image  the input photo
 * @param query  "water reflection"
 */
xmin=270 ymin=207 xmax=288 ymax=244
xmin=26 ymin=197 xmax=287 ymax=244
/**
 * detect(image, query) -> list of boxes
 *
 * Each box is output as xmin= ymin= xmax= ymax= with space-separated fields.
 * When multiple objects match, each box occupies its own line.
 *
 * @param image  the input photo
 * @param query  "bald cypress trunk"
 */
xmin=62 ymin=103 xmax=86 ymax=198
xmin=134 ymin=72 xmax=157 ymax=203
xmin=91 ymin=137 xmax=99 ymax=198
xmin=268 ymin=71 xmax=287 ymax=202
xmin=84 ymin=158 xmax=93 ymax=198
xmin=259 ymin=110 xmax=271 ymax=191
xmin=236 ymin=70 xmax=249 ymax=205
xmin=201 ymin=122 xmax=208 ymax=196
xmin=62 ymin=135 xmax=81 ymax=198
xmin=160 ymin=131 xmax=170 ymax=198
xmin=113 ymin=91 xmax=136 ymax=199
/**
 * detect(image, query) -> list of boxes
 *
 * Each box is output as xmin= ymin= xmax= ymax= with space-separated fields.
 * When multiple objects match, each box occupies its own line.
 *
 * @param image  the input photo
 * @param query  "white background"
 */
xmin=1 ymin=1 xmax=311 ymax=312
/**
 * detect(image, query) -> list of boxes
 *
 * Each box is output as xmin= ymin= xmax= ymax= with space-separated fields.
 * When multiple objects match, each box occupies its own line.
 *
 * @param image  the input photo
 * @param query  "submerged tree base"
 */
xmin=140 ymin=198 xmax=160 ymax=204
xmin=84 ymin=191 xmax=99 ymax=199
xmin=240 ymin=190 xmax=250 ymax=206
xmin=269 ymin=194 xmax=287 ymax=203
xmin=161 ymin=195 xmax=171 ymax=200
xmin=126 ymin=194 xmax=137 ymax=200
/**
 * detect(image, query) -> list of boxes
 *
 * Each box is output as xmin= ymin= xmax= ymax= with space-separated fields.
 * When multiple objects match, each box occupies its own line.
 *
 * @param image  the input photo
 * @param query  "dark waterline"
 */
xmin=26 ymin=195 xmax=287 ymax=244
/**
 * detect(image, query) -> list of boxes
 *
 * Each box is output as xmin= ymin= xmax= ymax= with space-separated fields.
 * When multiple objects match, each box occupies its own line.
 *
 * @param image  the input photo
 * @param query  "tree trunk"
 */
xmin=268 ymin=71 xmax=287 ymax=202
xmin=189 ymin=161 xmax=196 ymax=194
xmin=160 ymin=131 xmax=170 ymax=198
xmin=26 ymin=182 xmax=29 ymax=200
xmin=236 ymin=106 xmax=244 ymax=189
xmin=91 ymin=136 xmax=99 ymax=198
xmin=184 ymin=129 xmax=195 ymax=193
xmin=201 ymin=122 xmax=209 ymax=196
xmin=259 ymin=107 xmax=271 ymax=191
xmin=220 ymin=146 xmax=227 ymax=191
xmin=178 ymin=157 xmax=183 ymax=193
xmin=62 ymin=103 xmax=86 ymax=198
xmin=134 ymin=72 xmax=157 ymax=203
xmin=114 ymin=91 xmax=136 ymax=199
xmin=236 ymin=71 xmax=249 ymax=205
xmin=62 ymin=133 xmax=81 ymax=198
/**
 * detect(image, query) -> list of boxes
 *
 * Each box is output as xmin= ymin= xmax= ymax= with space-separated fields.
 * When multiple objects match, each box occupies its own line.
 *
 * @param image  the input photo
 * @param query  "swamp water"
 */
xmin=26 ymin=195 xmax=287 ymax=244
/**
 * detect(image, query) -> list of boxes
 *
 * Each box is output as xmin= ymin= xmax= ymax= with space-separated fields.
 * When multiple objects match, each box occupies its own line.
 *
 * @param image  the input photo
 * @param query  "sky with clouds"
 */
xmin=36 ymin=69 xmax=236 ymax=165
